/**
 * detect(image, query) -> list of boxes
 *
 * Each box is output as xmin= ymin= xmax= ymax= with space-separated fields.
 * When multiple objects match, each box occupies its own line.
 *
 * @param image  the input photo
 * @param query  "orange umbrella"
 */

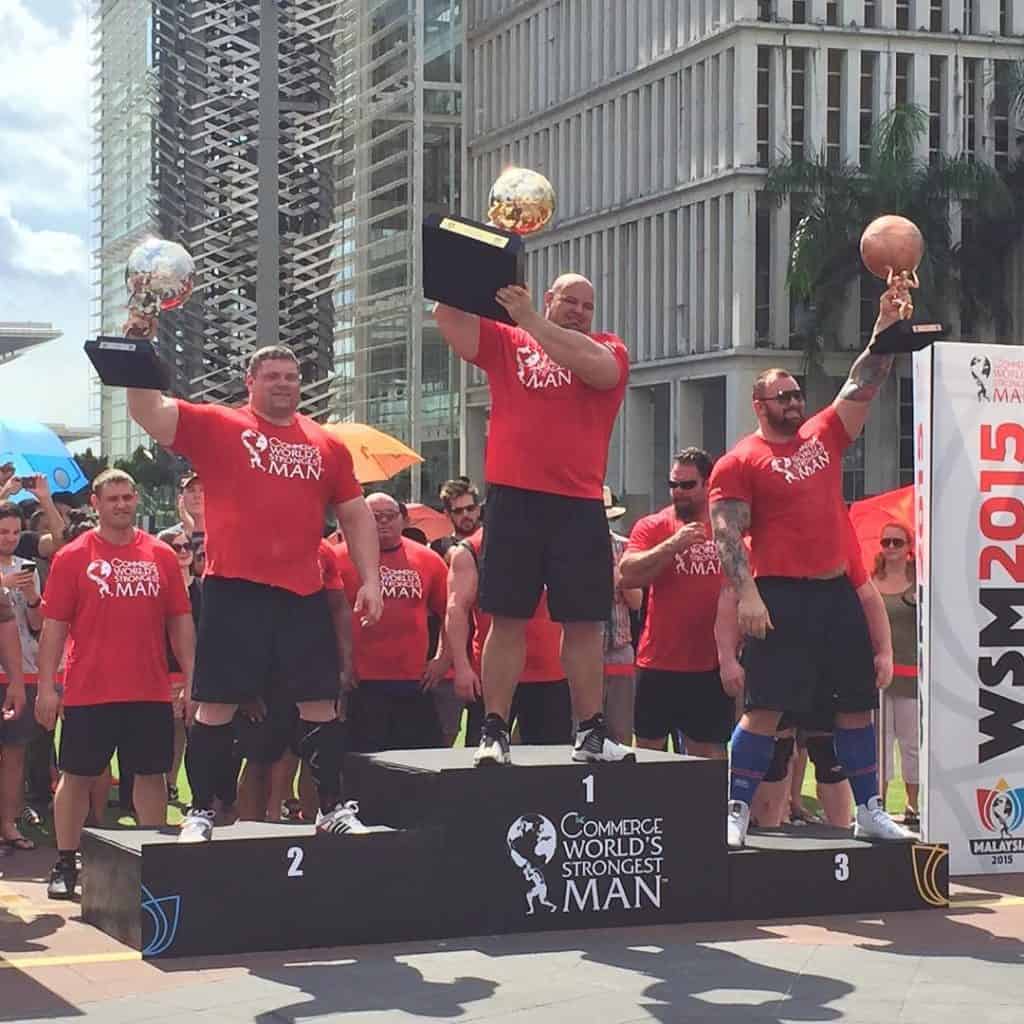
xmin=404 ymin=503 xmax=453 ymax=543
xmin=323 ymin=423 xmax=423 ymax=483
xmin=848 ymin=485 xmax=915 ymax=575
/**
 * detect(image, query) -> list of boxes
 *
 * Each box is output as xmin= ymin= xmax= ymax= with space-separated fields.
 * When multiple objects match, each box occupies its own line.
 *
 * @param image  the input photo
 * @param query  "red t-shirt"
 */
xmin=843 ymin=511 xmax=868 ymax=588
xmin=626 ymin=508 xmax=722 ymax=673
xmin=319 ymin=539 xmax=343 ymax=592
xmin=42 ymin=530 xmax=191 ymax=705
xmin=462 ymin=531 xmax=564 ymax=683
xmin=335 ymin=537 xmax=447 ymax=681
xmin=170 ymin=401 xmax=362 ymax=596
xmin=471 ymin=319 xmax=629 ymax=499
xmin=707 ymin=406 xmax=852 ymax=578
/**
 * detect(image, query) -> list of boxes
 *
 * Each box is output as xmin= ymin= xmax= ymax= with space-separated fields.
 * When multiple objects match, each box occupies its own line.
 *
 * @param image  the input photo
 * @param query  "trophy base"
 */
xmin=422 ymin=214 xmax=526 ymax=324
xmin=85 ymin=337 xmax=172 ymax=391
xmin=870 ymin=319 xmax=946 ymax=355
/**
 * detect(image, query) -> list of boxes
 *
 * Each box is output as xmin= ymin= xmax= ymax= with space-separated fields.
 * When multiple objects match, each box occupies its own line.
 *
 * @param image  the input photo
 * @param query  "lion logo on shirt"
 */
xmin=515 ymin=344 xmax=572 ymax=390
xmin=380 ymin=566 xmax=423 ymax=600
xmin=240 ymin=429 xmax=323 ymax=480
xmin=86 ymin=559 xmax=113 ymax=597
xmin=770 ymin=437 xmax=831 ymax=484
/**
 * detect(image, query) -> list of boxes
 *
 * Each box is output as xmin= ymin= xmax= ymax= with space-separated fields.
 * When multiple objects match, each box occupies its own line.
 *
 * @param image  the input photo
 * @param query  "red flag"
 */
xmin=848 ymin=485 xmax=915 ymax=578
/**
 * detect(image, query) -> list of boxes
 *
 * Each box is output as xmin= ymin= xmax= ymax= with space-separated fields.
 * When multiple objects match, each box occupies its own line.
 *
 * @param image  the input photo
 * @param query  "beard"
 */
xmin=673 ymin=498 xmax=699 ymax=521
xmin=765 ymin=405 xmax=805 ymax=436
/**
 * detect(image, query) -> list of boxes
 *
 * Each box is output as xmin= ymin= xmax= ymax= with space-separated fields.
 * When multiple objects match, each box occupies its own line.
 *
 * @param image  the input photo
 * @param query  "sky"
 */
xmin=0 ymin=0 xmax=94 ymax=434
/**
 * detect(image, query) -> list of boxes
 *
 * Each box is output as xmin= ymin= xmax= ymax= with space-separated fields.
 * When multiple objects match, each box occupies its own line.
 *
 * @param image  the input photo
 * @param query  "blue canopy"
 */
xmin=0 ymin=420 xmax=89 ymax=501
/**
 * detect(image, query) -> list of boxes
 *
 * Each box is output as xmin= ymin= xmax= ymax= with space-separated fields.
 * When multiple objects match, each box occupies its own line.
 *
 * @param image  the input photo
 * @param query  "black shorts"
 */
xmin=743 ymin=576 xmax=877 ymax=715
xmin=193 ymin=577 xmax=340 ymax=705
xmin=510 ymin=680 xmax=572 ymax=745
xmin=348 ymin=684 xmax=443 ymax=753
xmin=634 ymin=668 xmax=734 ymax=744
xmin=234 ymin=699 xmax=300 ymax=764
xmin=479 ymin=484 xmax=612 ymax=622
xmin=59 ymin=702 xmax=173 ymax=778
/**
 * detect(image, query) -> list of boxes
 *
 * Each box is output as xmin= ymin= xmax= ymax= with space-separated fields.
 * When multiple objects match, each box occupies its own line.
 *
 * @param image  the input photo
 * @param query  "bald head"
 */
xmin=545 ymin=274 xmax=595 ymax=333
xmin=366 ymin=492 xmax=400 ymax=515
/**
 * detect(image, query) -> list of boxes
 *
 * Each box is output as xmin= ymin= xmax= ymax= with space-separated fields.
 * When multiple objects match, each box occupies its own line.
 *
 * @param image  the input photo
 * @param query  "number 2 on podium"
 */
xmin=286 ymin=846 xmax=305 ymax=878
xmin=582 ymin=774 xmax=595 ymax=804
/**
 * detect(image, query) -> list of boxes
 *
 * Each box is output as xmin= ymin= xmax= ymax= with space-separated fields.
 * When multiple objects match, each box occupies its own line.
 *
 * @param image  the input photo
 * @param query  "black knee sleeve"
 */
xmin=806 ymin=734 xmax=847 ymax=785
xmin=297 ymin=718 xmax=349 ymax=813
xmin=763 ymin=736 xmax=795 ymax=783
xmin=185 ymin=722 xmax=236 ymax=812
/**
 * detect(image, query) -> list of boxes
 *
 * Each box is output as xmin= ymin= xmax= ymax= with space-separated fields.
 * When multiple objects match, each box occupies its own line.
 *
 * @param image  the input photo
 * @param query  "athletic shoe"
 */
xmin=178 ymin=808 xmax=216 ymax=843
xmin=167 ymin=785 xmax=179 ymax=803
xmin=854 ymin=796 xmax=914 ymax=841
xmin=315 ymin=800 xmax=393 ymax=835
xmin=47 ymin=860 xmax=78 ymax=900
xmin=571 ymin=715 xmax=636 ymax=763
xmin=727 ymin=800 xmax=751 ymax=849
xmin=474 ymin=714 xmax=512 ymax=766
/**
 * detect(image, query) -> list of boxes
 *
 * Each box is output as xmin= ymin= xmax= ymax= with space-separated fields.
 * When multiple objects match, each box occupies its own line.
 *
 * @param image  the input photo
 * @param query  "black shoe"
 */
xmin=474 ymin=714 xmax=511 ymax=766
xmin=168 ymin=785 xmax=179 ymax=803
xmin=47 ymin=860 xmax=79 ymax=900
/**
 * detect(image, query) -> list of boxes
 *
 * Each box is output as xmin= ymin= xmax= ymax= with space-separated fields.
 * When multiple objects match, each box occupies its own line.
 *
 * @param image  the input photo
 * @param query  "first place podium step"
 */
xmin=81 ymin=747 xmax=948 ymax=959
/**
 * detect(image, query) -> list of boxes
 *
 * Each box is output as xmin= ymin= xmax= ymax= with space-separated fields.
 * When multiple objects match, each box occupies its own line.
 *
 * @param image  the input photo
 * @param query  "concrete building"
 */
xmin=0 ymin=322 xmax=62 ymax=365
xmin=93 ymin=0 xmax=344 ymax=459
xmin=462 ymin=0 xmax=1024 ymax=519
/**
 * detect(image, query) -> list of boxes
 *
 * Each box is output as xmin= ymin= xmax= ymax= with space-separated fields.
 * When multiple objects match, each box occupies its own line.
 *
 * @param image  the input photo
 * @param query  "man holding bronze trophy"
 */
xmin=426 ymin=168 xmax=634 ymax=766
xmin=710 ymin=215 xmax=931 ymax=849
xmin=85 ymin=238 xmax=383 ymax=842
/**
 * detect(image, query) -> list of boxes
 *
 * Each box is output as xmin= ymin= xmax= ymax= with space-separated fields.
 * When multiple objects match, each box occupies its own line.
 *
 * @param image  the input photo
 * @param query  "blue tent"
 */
xmin=0 ymin=420 xmax=89 ymax=501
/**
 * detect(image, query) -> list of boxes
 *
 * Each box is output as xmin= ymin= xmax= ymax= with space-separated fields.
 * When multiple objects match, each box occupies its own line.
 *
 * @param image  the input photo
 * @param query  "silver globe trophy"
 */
xmin=85 ymin=237 xmax=195 ymax=390
xmin=422 ymin=166 xmax=555 ymax=323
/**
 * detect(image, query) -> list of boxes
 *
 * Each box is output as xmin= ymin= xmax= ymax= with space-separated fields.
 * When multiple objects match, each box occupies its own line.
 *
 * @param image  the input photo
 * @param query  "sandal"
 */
xmin=790 ymin=807 xmax=824 ymax=826
xmin=3 ymin=835 xmax=36 ymax=851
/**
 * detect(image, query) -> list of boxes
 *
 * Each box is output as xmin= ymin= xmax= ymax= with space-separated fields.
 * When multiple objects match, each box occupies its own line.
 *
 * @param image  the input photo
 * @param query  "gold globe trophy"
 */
xmin=859 ymin=214 xmax=944 ymax=353
xmin=423 ymin=166 xmax=555 ymax=323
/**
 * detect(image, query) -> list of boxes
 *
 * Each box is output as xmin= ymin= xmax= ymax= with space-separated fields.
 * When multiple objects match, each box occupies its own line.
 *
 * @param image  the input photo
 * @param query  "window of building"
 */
xmin=827 ymin=50 xmax=842 ymax=167
xmin=826 ymin=2 xmax=838 ymax=26
xmin=864 ymin=1 xmax=877 ymax=28
xmin=964 ymin=57 xmax=978 ymax=160
xmin=961 ymin=204 xmax=977 ymax=338
xmin=757 ymin=46 xmax=771 ymax=167
xmin=792 ymin=1 xmax=807 ymax=23
xmin=859 ymin=52 xmax=876 ymax=168
xmin=860 ymin=269 xmax=884 ymax=343
xmin=963 ymin=0 xmax=975 ymax=33
xmin=994 ymin=61 xmax=1010 ymax=170
xmin=898 ymin=376 xmax=914 ymax=486
xmin=929 ymin=56 xmax=943 ymax=164
xmin=843 ymin=435 xmax=866 ymax=502
xmin=930 ymin=0 xmax=944 ymax=31
xmin=1001 ymin=0 xmax=1009 ymax=34
xmin=755 ymin=200 xmax=770 ymax=344
xmin=895 ymin=54 xmax=909 ymax=106
xmin=791 ymin=48 xmax=806 ymax=161
xmin=758 ymin=0 xmax=773 ymax=19
xmin=896 ymin=1 xmax=910 ymax=30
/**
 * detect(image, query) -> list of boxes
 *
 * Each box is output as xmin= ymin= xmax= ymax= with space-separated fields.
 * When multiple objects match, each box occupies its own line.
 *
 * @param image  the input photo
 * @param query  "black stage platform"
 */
xmin=81 ymin=746 xmax=948 ymax=958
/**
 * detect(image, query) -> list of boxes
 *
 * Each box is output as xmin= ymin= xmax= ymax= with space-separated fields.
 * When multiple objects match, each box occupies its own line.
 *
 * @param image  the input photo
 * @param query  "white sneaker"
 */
xmin=727 ymin=800 xmax=751 ymax=849
xmin=474 ymin=715 xmax=512 ymax=766
xmin=315 ymin=800 xmax=393 ymax=835
xmin=571 ymin=716 xmax=636 ymax=763
xmin=178 ymin=808 xmax=215 ymax=843
xmin=854 ymin=796 xmax=913 ymax=841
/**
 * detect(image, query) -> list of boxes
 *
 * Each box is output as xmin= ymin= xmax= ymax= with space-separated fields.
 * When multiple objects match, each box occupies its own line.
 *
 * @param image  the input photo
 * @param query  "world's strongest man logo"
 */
xmin=240 ymin=429 xmax=323 ymax=480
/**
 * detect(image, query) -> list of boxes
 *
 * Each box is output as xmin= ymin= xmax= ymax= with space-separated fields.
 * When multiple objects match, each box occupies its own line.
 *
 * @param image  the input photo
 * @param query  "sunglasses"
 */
xmin=170 ymin=542 xmax=192 ymax=553
xmin=668 ymin=479 xmax=699 ymax=491
xmin=880 ymin=537 xmax=906 ymax=549
xmin=761 ymin=389 xmax=805 ymax=405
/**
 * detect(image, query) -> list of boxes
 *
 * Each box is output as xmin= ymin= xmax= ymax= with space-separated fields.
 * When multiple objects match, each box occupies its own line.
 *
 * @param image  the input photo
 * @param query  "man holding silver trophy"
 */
xmin=427 ymin=168 xmax=635 ymax=766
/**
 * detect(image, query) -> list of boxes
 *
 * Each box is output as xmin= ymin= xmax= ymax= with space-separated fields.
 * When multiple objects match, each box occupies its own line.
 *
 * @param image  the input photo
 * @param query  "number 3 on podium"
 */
xmin=834 ymin=852 xmax=850 ymax=882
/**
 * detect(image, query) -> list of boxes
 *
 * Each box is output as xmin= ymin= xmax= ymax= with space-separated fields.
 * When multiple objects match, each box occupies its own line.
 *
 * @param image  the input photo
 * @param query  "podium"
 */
xmin=81 ymin=747 xmax=948 ymax=959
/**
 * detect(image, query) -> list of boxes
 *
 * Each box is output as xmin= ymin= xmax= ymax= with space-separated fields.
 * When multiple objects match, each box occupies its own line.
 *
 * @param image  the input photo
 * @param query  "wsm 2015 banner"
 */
xmin=915 ymin=343 xmax=1024 ymax=875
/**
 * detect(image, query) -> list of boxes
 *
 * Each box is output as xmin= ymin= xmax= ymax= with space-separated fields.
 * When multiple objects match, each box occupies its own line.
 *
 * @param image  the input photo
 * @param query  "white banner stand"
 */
xmin=915 ymin=342 xmax=1024 ymax=875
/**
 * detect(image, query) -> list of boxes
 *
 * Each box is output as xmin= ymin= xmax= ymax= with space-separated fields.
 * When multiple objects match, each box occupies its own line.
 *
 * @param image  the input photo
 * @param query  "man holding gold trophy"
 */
xmin=427 ymin=168 xmax=634 ymax=766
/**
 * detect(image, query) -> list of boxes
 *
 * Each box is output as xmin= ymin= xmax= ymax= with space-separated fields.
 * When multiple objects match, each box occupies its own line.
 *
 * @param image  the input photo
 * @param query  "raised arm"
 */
xmin=832 ymin=281 xmax=906 ymax=441
xmin=432 ymin=303 xmax=481 ymax=362
xmin=710 ymin=498 xmax=772 ymax=640
xmin=495 ymin=286 xmax=622 ymax=391
xmin=127 ymin=389 xmax=180 ymax=447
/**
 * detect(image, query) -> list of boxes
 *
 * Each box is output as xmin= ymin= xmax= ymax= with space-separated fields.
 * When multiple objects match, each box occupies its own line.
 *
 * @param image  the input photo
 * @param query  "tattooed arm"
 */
xmin=833 ymin=279 xmax=907 ymax=439
xmin=710 ymin=498 xmax=773 ymax=640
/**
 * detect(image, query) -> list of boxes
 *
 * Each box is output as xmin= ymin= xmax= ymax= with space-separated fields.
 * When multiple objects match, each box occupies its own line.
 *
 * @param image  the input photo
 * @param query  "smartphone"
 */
xmin=19 ymin=475 xmax=37 ymax=489
xmin=19 ymin=561 xmax=37 ymax=574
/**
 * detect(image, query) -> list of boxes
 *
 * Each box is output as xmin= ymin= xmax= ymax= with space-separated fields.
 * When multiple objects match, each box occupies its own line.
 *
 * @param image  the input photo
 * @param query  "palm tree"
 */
xmin=764 ymin=104 xmax=1011 ymax=352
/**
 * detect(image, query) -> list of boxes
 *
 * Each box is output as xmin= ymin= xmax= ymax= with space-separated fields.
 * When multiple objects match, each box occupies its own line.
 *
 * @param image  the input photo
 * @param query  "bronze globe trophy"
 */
xmin=423 ymin=167 xmax=555 ymax=322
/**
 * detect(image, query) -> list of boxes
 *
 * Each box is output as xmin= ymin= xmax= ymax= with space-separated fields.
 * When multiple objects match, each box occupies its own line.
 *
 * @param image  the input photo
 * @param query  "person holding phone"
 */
xmin=0 ymin=468 xmax=68 ymax=567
